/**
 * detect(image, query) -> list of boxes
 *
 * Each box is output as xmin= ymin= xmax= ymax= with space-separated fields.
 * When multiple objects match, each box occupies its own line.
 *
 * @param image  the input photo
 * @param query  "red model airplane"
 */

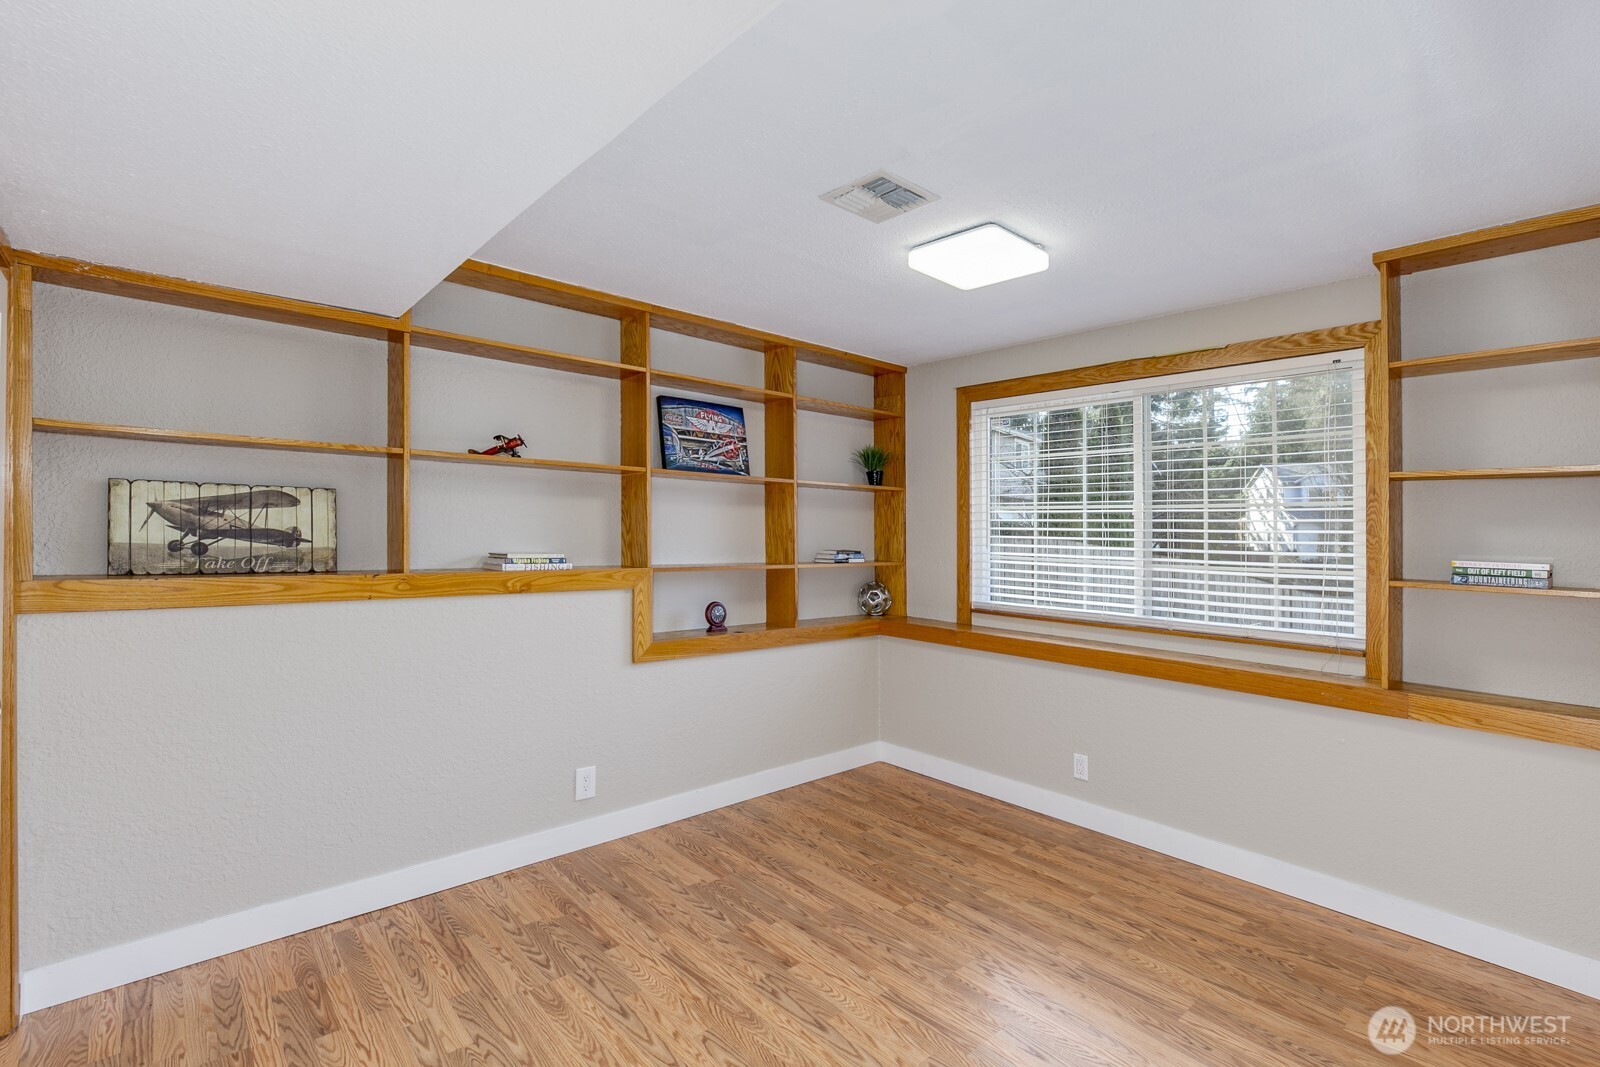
xmin=469 ymin=433 xmax=526 ymax=458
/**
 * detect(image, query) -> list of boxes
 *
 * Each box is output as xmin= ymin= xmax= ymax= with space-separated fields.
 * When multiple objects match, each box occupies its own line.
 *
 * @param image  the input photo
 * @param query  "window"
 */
xmin=970 ymin=351 xmax=1364 ymax=646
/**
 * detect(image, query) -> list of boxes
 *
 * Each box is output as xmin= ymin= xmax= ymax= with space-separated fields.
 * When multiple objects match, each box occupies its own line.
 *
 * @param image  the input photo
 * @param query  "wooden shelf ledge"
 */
xmin=652 ymin=563 xmax=793 ymax=572
xmin=650 ymin=370 xmax=789 ymax=404
xmin=448 ymin=261 xmax=904 ymax=377
xmin=878 ymin=616 xmax=1600 ymax=752
xmin=16 ymin=249 xmax=401 ymax=339
xmin=1391 ymin=465 xmax=1600 ymax=480
xmin=33 ymin=419 xmax=398 ymax=457
xmin=445 ymin=262 xmax=642 ymax=320
xmin=797 ymin=560 xmax=903 ymax=569
xmin=1391 ymin=579 xmax=1600 ymax=599
xmin=637 ymin=615 xmax=879 ymax=661
xmin=650 ymin=468 xmax=790 ymax=486
xmin=794 ymin=395 xmax=902 ymax=421
xmin=1374 ymin=201 xmax=1600 ymax=275
xmin=410 ymin=449 xmax=643 ymax=475
xmin=1390 ymin=335 xmax=1600 ymax=377
xmin=795 ymin=479 xmax=903 ymax=493
xmin=410 ymin=326 xmax=642 ymax=379
xmin=17 ymin=568 xmax=646 ymax=614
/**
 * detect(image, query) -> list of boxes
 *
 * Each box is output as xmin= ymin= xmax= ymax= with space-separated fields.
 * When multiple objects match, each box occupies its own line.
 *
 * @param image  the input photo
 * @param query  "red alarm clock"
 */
xmin=705 ymin=601 xmax=728 ymax=634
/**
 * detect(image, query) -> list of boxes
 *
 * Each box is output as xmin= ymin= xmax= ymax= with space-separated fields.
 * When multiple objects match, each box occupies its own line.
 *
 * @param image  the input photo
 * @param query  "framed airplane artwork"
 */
xmin=108 ymin=478 xmax=337 ymax=575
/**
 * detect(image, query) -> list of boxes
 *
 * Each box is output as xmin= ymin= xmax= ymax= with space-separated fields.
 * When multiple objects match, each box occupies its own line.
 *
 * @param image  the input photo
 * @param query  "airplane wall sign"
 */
xmin=109 ymin=479 xmax=336 ymax=575
xmin=656 ymin=396 xmax=750 ymax=476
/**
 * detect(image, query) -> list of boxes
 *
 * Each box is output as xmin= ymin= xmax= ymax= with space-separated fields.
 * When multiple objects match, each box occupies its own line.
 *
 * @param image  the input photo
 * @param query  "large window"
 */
xmin=970 ymin=351 xmax=1364 ymax=646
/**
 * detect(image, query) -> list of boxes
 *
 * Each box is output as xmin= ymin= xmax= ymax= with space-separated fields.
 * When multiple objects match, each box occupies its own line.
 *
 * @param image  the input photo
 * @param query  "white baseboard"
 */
xmin=28 ymin=739 xmax=1600 ymax=1013
xmin=878 ymin=742 xmax=1600 ymax=1001
xmin=21 ymin=742 xmax=883 ymax=1014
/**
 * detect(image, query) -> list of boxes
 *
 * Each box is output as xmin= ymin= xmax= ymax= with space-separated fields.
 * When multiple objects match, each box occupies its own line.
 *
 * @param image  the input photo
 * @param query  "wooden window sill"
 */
xmin=878 ymin=616 xmax=1600 ymax=753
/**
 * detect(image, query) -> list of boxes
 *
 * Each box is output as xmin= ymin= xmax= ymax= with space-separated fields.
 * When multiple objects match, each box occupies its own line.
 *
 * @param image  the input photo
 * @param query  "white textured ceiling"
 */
xmin=479 ymin=0 xmax=1600 ymax=363
xmin=0 ymin=0 xmax=777 ymax=313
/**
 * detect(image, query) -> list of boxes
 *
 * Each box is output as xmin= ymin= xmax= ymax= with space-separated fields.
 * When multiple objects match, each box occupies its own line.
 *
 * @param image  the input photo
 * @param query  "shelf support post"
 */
xmin=1367 ymin=262 xmax=1403 ymax=686
xmin=620 ymin=311 xmax=651 ymax=573
xmin=386 ymin=315 xmax=411 ymax=573
xmin=874 ymin=370 xmax=907 ymax=617
xmin=765 ymin=344 xmax=798 ymax=628
xmin=2 ymin=261 xmax=32 ymax=1034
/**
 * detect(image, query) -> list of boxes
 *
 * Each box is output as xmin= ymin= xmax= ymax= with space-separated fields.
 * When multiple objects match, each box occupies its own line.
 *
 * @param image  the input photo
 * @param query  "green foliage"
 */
xmin=852 ymin=445 xmax=892 ymax=472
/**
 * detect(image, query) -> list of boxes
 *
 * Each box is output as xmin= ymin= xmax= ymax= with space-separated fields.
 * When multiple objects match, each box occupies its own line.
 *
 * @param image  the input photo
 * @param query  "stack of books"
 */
xmin=813 ymin=548 xmax=867 ymax=564
xmin=484 ymin=552 xmax=573 ymax=571
xmin=1449 ymin=559 xmax=1552 ymax=589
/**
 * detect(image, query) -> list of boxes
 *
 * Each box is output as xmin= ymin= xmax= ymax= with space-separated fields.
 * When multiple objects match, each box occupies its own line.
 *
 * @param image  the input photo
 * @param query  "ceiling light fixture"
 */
xmin=908 ymin=223 xmax=1048 ymax=290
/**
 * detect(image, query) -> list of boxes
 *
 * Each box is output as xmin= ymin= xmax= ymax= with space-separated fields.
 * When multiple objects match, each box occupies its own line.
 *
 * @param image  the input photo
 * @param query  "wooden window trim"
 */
xmin=955 ymin=320 xmax=1381 ymax=646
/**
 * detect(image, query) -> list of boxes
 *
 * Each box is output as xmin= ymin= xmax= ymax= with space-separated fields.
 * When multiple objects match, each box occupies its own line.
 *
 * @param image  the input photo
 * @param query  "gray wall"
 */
xmin=887 ymin=263 xmax=1600 ymax=957
xmin=20 ymin=595 xmax=875 ymax=970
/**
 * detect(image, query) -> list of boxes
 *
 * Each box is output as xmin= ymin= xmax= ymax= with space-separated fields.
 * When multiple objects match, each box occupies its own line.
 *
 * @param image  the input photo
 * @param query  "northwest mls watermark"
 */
xmin=1368 ymin=1005 xmax=1572 ymax=1054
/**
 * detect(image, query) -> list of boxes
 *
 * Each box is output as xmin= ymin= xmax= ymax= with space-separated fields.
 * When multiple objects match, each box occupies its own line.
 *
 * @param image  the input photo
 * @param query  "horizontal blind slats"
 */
xmin=971 ymin=351 xmax=1365 ymax=646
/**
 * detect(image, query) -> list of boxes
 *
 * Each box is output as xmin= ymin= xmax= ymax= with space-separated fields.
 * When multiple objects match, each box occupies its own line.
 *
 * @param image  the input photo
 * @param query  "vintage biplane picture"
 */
xmin=656 ymin=396 xmax=750 ymax=476
xmin=108 ymin=479 xmax=337 ymax=575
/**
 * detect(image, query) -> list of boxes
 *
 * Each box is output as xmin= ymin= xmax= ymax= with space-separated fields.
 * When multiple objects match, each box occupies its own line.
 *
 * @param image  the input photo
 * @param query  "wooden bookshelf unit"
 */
xmin=1369 ymin=201 xmax=1600 ymax=719
xmin=2 ymin=250 xmax=908 ymax=661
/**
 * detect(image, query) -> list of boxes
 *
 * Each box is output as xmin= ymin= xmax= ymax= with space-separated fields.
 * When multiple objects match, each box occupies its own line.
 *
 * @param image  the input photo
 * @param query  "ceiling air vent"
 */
xmin=820 ymin=170 xmax=939 ymax=223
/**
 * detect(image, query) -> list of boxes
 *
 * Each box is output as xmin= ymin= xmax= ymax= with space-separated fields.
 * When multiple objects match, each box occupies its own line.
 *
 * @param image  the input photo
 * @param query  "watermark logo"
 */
xmin=1369 ymin=1006 xmax=1416 ymax=1054
xmin=1366 ymin=1005 xmax=1571 ymax=1053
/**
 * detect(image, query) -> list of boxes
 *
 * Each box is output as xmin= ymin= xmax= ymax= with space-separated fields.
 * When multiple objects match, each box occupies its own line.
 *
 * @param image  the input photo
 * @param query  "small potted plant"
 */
xmin=852 ymin=445 xmax=892 ymax=486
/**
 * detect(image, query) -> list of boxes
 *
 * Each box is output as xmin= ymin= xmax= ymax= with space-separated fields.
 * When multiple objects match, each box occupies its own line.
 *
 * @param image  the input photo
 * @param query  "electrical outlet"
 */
xmin=1073 ymin=753 xmax=1089 ymax=781
xmin=575 ymin=766 xmax=596 ymax=801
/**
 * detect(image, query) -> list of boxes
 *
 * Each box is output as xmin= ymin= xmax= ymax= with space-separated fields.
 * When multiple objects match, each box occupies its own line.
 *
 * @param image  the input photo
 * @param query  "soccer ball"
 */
xmin=857 ymin=581 xmax=892 ymax=617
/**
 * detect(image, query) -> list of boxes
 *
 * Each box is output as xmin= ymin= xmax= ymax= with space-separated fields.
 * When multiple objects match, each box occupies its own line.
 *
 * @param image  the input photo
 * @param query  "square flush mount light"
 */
xmin=908 ymin=223 xmax=1048 ymax=290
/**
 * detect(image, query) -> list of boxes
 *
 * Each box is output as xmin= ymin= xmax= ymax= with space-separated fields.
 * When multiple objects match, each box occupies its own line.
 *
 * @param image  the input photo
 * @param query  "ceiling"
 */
xmin=6 ymin=2 xmax=1600 ymax=364
xmin=480 ymin=0 xmax=1600 ymax=363
xmin=0 ymin=0 xmax=777 ymax=312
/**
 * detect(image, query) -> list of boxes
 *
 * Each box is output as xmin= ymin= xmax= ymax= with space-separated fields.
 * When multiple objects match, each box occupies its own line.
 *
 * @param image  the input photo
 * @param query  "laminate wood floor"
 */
xmin=5 ymin=763 xmax=1596 ymax=1065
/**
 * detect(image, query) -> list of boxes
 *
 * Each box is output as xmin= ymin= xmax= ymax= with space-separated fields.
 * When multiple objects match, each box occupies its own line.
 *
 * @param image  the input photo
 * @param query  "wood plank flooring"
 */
xmin=4 ymin=763 xmax=1597 ymax=1065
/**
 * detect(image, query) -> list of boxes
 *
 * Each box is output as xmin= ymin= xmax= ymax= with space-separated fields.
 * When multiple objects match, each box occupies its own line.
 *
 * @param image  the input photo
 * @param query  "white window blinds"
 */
xmin=970 ymin=351 xmax=1365 ymax=646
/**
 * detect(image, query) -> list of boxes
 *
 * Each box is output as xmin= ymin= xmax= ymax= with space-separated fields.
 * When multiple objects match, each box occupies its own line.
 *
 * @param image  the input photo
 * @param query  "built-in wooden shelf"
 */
xmin=650 ymin=468 xmax=789 ymax=485
xmin=7 ymin=255 xmax=910 ymax=656
xmin=651 ymin=563 xmax=794 ymax=572
xmin=32 ymin=418 xmax=398 ymax=458
xmin=16 ymin=567 xmax=647 ymax=614
xmin=649 ymin=369 xmax=788 ymax=404
xmin=410 ymin=449 xmax=643 ymax=476
xmin=1390 ymin=464 xmax=1600 ymax=481
xmin=1391 ymin=579 xmax=1600 ymax=599
xmin=410 ymin=325 xmax=642 ymax=379
xmin=795 ymin=479 xmax=903 ymax=493
xmin=1390 ymin=335 xmax=1600 ymax=377
xmin=639 ymin=615 xmax=880 ymax=660
xmin=794 ymin=395 xmax=901 ymax=421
